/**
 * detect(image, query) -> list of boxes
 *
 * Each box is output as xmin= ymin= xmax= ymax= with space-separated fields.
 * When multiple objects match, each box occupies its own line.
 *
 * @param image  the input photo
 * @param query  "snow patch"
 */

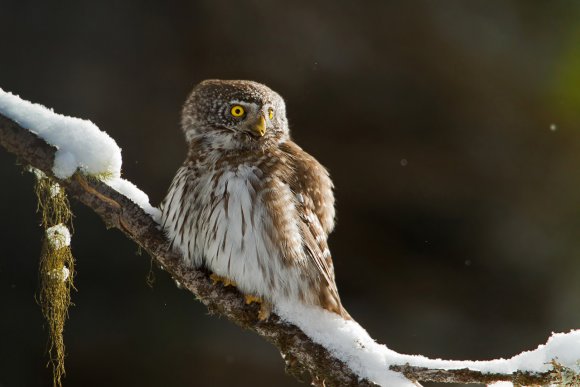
xmin=0 ymin=87 xmax=160 ymax=221
xmin=49 ymin=181 xmax=61 ymax=198
xmin=276 ymin=301 xmax=580 ymax=386
xmin=276 ymin=302 xmax=417 ymax=386
xmin=46 ymin=224 xmax=71 ymax=249
xmin=0 ymin=88 xmax=121 ymax=179
xmin=107 ymin=177 xmax=161 ymax=221
xmin=61 ymin=266 xmax=70 ymax=281
xmin=47 ymin=266 xmax=70 ymax=282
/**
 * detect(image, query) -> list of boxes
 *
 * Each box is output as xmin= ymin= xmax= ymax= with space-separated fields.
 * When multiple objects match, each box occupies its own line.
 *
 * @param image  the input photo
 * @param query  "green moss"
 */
xmin=34 ymin=171 xmax=75 ymax=387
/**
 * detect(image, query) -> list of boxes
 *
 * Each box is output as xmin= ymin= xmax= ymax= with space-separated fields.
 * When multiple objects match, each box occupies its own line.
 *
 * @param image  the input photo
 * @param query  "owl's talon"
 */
xmin=210 ymin=273 xmax=237 ymax=287
xmin=244 ymin=294 xmax=261 ymax=304
xmin=244 ymin=295 xmax=271 ymax=320
xmin=258 ymin=303 xmax=271 ymax=321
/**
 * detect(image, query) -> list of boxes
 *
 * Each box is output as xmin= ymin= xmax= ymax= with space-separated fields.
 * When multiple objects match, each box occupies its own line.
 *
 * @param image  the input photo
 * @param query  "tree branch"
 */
xmin=390 ymin=364 xmax=549 ymax=385
xmin=0 ymin=112 xmax=558 ymax=386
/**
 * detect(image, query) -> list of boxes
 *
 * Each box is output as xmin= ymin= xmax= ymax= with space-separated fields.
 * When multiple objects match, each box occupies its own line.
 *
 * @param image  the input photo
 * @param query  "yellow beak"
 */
xmin=251 ymin=115 xmax=267 ymax=137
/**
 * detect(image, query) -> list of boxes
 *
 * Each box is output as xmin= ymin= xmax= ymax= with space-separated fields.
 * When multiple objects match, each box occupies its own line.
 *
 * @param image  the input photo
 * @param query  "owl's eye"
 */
xmin=268 ymin=108 xmax=274 ymax=120
xmin=230 ymin=105 xmax=245 ymax=117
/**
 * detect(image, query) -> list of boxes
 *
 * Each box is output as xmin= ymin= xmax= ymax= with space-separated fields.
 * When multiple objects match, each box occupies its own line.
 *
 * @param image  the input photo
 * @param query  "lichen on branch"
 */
xmin=35 ymin=170 xmax=76 ymax=387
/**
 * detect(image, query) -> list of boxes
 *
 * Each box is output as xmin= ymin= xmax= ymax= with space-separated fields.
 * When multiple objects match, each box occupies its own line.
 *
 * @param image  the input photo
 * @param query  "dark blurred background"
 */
xmin=1 ymin=1 xmax=579 ymax=386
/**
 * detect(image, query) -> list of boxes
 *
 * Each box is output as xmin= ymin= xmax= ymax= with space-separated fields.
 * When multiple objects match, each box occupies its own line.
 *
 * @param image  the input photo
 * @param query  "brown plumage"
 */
xmin=160 ymin=79 xmax=349 ymax=318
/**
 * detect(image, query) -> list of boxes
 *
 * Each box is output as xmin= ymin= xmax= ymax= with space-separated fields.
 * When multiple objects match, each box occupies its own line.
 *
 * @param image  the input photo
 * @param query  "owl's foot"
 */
xmin=244 ymin=294 xmax=261 ymax=304
xmin=244 ymin=295 xmax=271 ymax=321
xmin=210 ymin=273 xmax=237 ymax=287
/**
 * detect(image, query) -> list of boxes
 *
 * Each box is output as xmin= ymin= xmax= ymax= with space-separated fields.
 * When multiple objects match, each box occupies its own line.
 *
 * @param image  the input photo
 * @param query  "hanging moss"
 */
xmin=146 ymin=255 xmax=156 ymax=288
xmin=34 ymin=170 xmax=76 ymax=387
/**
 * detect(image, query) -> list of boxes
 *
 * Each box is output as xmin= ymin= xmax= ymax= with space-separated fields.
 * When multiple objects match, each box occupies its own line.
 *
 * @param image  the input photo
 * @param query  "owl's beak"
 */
xmin=250 ymin=115 xmax=267 ymax=137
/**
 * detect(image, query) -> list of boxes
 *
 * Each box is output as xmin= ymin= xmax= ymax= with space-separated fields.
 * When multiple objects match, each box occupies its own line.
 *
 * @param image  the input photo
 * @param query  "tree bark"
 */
xmin=0 ymin=113 xmax=557 ymax=386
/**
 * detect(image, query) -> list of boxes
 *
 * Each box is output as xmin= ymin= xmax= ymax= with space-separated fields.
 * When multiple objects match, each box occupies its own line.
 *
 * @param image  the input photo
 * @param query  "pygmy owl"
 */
xmin=160 ymin=79 xmax=349 ymax=319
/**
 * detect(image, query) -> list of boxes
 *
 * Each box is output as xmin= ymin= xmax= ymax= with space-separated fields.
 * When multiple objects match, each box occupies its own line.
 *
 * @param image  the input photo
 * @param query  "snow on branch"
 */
xmin=1 ymin=87 xmax=579 ymax=386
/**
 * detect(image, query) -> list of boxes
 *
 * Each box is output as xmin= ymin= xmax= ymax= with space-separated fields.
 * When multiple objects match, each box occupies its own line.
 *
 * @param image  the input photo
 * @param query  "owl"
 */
xmin=160 ymin=79 xmax=349 ymax=319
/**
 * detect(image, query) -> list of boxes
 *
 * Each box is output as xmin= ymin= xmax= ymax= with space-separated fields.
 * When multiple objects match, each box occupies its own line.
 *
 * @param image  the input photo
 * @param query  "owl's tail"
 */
xmin=320 ymin=286 xmax=352 ymax=320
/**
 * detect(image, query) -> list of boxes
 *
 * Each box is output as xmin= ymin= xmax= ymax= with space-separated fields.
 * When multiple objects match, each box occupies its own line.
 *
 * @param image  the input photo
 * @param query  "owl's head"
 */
xmin=181 ymin=79 xmax=289 ymax=150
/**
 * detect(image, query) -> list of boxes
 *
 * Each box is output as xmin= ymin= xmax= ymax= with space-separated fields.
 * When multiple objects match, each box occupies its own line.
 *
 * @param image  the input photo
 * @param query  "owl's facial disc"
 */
xmin=181 ymin=80 xmax=289 ymax=147
xmin=228 ymin=101 xmax=270 ymax=138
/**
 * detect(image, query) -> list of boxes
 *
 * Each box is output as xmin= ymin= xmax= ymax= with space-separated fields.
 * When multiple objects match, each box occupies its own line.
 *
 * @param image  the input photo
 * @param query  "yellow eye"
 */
xmin=268 ymin=108 xmax=274 ymax=120
xmin=230 ymin=105 xmax=245 ymax=117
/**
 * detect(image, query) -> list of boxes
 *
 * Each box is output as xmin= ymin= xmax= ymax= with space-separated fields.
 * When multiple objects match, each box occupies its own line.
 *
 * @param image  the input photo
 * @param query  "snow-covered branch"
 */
xmin=1 ymin=88 xmax=578 ymax=386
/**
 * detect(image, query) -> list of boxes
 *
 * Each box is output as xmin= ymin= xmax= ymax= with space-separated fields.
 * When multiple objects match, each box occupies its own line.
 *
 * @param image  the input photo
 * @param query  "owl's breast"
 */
xmin=161 ymin=160 xmax=313 ymax=304
xmin=162 ymin=162 xmax=264 ymax=263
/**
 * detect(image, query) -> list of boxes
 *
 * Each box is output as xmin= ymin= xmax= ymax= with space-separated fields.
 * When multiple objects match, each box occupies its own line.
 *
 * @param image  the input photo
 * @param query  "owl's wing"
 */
xmin=280 ymin=141 xmax=347 ymax=317
xmin=298 ymin=205 xmax=345 ymax=316
xmin=280 ymin=142 xmax=335 ymax=235
xmin=298 ymin=195 xmax=336 ymax=283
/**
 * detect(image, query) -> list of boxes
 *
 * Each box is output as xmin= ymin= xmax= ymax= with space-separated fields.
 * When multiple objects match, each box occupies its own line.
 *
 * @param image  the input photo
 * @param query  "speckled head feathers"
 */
xmin=181 ymin=80 xmax=289 ymax=149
